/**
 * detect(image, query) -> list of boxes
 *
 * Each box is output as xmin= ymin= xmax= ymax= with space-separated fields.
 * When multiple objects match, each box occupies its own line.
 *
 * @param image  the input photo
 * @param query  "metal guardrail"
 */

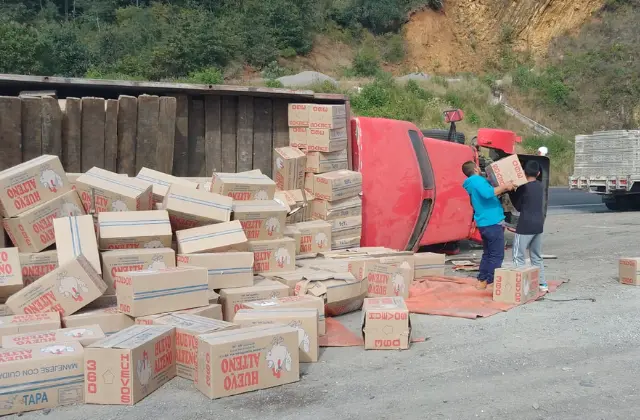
xmin=502 ymin=103 xmax=555 ymax=136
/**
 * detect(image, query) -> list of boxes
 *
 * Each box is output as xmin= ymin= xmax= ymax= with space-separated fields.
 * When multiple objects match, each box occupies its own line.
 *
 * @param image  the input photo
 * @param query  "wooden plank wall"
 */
xmin=0 ymin=94 xmax=299 ymax=178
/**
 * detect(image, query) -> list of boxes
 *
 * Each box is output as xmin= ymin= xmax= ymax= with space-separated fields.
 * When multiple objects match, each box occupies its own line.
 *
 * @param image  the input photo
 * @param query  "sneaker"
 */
xmin=539 ymin=284 xmax=549 ymax=293
xmin=476 ymin=280 xmax=488 ymax=290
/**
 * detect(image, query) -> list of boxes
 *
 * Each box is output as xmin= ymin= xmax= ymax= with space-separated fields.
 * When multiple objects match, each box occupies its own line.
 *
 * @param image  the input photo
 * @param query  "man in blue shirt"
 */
xmin=462 ymin=161 xmax=515 ymax=290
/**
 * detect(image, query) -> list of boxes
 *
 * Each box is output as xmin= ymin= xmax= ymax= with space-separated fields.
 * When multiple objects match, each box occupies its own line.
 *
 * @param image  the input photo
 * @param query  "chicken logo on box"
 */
xmin=111 ymin=199 xmax=129 ymax=212
xmin=137 ymin=350 xmax=153 ymax=392
xmin=57 ymin=271 xmax=88 ymax=302
xmin=39 ymin=168 xmax=64 ymax=193
xmin=266 ymin=336 xmax=292 ymax=379
xmin=255 ymin=190 xmax=269 ymax=201
xmin=60 ymin=200 xmax=83 ymax=216
xmin=64 ymin=328 xmax=94 ymax=339
xmin=288 ymin=321 xmax=310 ymax=352
xmin=40 ymin=344 xmax=75 ymax=355
xmin=148 ymin=254 xmax=168 ymax=270
xmin=265 ymin=218 xmax=281 ymax=237
xmin=275 ymin=248 xmax=291 ymax=269
xmin=144 ymin=240 xmax=164 ymax=249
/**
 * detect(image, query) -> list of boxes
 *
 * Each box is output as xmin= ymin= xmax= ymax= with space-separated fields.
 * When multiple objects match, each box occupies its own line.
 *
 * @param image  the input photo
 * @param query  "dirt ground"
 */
xmin=9 ymin=209 xmax=640 ymax=420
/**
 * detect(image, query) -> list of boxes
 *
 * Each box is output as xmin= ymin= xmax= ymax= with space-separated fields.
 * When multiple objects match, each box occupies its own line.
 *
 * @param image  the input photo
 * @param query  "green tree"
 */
xmin=0 ymin=21 xmax=42 ymax=74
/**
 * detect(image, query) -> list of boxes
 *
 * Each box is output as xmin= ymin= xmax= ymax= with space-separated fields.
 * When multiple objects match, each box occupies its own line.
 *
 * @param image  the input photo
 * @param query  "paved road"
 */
xmin=547 ymin=187 xmax=607 ymax=214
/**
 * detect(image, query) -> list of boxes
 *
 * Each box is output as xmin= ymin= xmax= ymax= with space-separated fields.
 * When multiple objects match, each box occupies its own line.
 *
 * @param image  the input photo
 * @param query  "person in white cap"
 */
xmin=537 ymin=146 xmax=548 ymax=156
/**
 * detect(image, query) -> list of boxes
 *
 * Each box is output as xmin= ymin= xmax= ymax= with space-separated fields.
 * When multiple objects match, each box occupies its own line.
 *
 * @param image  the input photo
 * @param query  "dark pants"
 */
xmin=478 ymin=224 xmax=504 ymax=284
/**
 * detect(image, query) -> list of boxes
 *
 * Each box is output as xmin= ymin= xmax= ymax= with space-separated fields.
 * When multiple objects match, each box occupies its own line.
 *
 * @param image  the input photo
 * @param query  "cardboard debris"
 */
xmin=414 ymin=252 xmax=446 ymax=278
xmin=98 ymin=210 xmax=172 ymax=250
xmin=486 ymin=154 xmax=528 ymax=188
xmin=313 ymin=170 xmax=362 ymax=201
xmin=232 ymin=200 xmax=288 ymax=240
xmin=0 ymin=312 xmax=61 ymax=341
xmin=177 ymin=252 xmax=254 ymax=290
xmin=273 ymin=147 xmax=306 ymax=191
xmin=75 ymin=167 xmax=153 ymax=214
xmin=311 ymin=196 xmax=361 ymax=221
xmin=288 ymin=103 xmax=310 ymax=127
xmin=274 ymin=189 xmax=314 ymax=224
xmin=306 ymin=127 xmax=348 ymax=153
xmin=0 ymin=248 xmax=23 ymax=298
xmin=84 ymin=325 xmax=176 ymax=405
xmin=248 ymin=237 xmax=297 ymax=274
xmin=211 ymin=172 xmax=276 ymax=201
xmin=3 ymin=189 xmax=85 ymax=252
xmin=619 ymin=257 xmax=640 ymax=285
xmin=493 ymin=266 xmax=540 ymax=304
xmin=292 ymin=220 xmax=332 ymax=254
xmin=176 ymin=220 xmax=248 ymax=254
xmin=163 ymin=184 xmax=232 ymax=230
xmin=289 ymin=127 xmax=308 ymax=149
xmin=54 ymin=215 xmax=101 ymax=274
xmin=195 ymin=325 xmax=300 ymax=399
xmin=62 ymin=306 xmax=134 ymax=335
xmin=235 ymin=308 xmax=319 ymax=362
xmin=115 ymin=266 xmax=208 ymax=317
xmin=0 ymin=341 xmax=84 ymax=417
xmin=240 ymin=294 xmax=326 ymax=336
xmin=306 ymin=150 xmax=349 ymax=174
xmin=364 ymin=257 xmax=415 ymax=299
xmin=135 ymin=167 xmax=199 ymax=203
xmin=19 ymin=250 xmax=58 ymax=285
xmin=362 ymin=297 xmax=411 ymax=350
xmin=101 ymin=248 xmax=176 ymax=295
xmin=6 ymin=255 xmax=107 ymax=316
xmin=308 ymin=104 xmax=346 ymax=129
xmin=293 ymin=269 xmax=367 ymax=316
xmin=0 ymin=155 xmax=70 ymax=218
xmin=2 ymin=324 xmax=105 ymax=348
xmin=218 ymin=278 xmax=290 ymax=321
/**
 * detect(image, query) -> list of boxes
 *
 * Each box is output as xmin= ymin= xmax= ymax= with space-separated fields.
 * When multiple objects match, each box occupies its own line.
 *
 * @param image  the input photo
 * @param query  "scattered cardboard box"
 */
xmin=292 ymin=220 xmax=332 ymax=255
xmin=0 ymin=155 xmax=70 ymax=218
xmin=304 ymin=172 xmax=315 ymax=195
xmin=135 ymin=303 xmax=223 ymax=325
xmin=135 ymin=167 xmax=199 ymax=203
xmin=235 ymin=308 xmax=319 ymax=362
xmin=364 ymin=257 xmax=415 ymax=299
xmin=0 ymin=248 xmax=23 ymax=298
xmin=3 ymin=189 xmax=85 ymax=252
xmin=332 ymin=236 xmax=362 ymax=250
xmin=177 ymin=252 xmax=254 ymax=290
xmin=313 ymin=170 xmax=362 ymax=201
xmin=101 ymin=248 xmax=175 ymax=295
xmin=176 ymin=220 xmax=248 ymax=254
xmin=54 ymin=215 xmax=101 ymax=274
xmin=486 ymin=154 xmax=528 ymax=188
xmin=62 ymin=306 xmax=134 ymax=335
xmin=0 ymin=341 xmax=84 ymax=416
xmin=306 ymin=127 xmax=348 ymax=153
xmin=414 ymin=252 xmax=446 ymax=278
xmin=273 ymin=147 xmax=306 ymax=191
xmin=210 ymin=173 xmax=276 ymax=201
xmin=67 ymin=172 xmax=81 ymax=190
xmin=19 ymin=250 xmax=58 ymax=285
xmin=288 ymin=103 xmax=310 ymax=127
xmin=274 ymin=189 xmax=314 ymax=224
xmin=240 ymin=294 xmax=326 ymax=336
xmin=311 ymin=196 xmax=361 ymax=220
xmin=248 ymin=237 xmax=297 ymax=274
xmin=293 ymin=269 xmax=366 ymax=316
xmin=283 ymin=226 xmax=301 ymax=253
xmin=6 ymin=255 xmax=107 ymax=316
xmin=163 ymin=184 xmax=232 ymax=230
xmin=218 ymin=278 xmax=290 ymax=321
xmin=362 ymin=297 xmax=411 ymax=350
xmin=493 ymin=266 xmax=540 ymax=304
xmin=308 ymin=104 xmax=346 ymax=129
xmin=619 ymin=257 xmax=640 ymax=285
xmin=306 ymin=149 xmax=349 ymax=173
xmin=84 ymin=325 xmax=176 ymax=405
xmin=2 ymin=324 xmax=105 ymax=348
xmin=328 ymin=216 xmax=361 ymax=239
xmin=75 ymin=167 xmax=153 ymax=214
xmin=195 ymin=324 xmax=300 ymax=399
xmin=0 ymin=312 xmax=61 ymax=341
xmin=98 ymin=210 xmax=172 ymax=250
xmin=289 ymin=127 xmax=308 ymax=149
xmin=232 ymin=200 xmax=288 ymax=240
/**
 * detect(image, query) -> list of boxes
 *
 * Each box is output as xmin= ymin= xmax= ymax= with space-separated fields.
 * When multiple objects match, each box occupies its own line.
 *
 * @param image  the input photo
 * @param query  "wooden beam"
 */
xmin=136 ymin=94 xmax=160 ymax=173
xmin=220 ymin=96 xmax=237 ymax=173
xmin=252 ymin=98 xmax=273 ymax=177
xmin=41 ymin=96 xmax=62 ymax=158
xmin=0 ymin=96 xmax=22 ymax=170
xmin=156 ymin=96 xmax=177 ymax=174
xmin=236 ymin=96 xmax=254 ymax=173
xmin=204 ymin=96 xmax=222 ymax=176
xmin=172 ymin=95 xmax=189 ymax=176
xmin=81 ymin=97 xmax=105 ymax=171
xmin=21 ymin=97 xmax=42 ymax=161
xmin=104 ymin=99 xmax=118 ymax=172
xmin=187 ymin=98 xmax=205 ymax=176
xmin=61 ymin=97 xmax=82 ymax=172
xmin=116 ymin=95 xmax=137 ymax=175
xmin=272 ymin=99 xmax=289 ymax=149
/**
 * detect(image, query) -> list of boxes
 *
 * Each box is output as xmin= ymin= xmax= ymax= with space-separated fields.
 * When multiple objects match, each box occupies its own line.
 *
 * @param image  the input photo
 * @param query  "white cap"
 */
xmin=537 ymin=146 xmax=548 ymax=156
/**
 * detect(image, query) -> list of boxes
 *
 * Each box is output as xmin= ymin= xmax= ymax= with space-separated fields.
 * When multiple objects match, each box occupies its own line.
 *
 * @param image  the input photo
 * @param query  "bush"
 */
xmin=353 ymin=45 xmax=381 ymax=76
xmin=381 ymin=33 xmax=406 ymax=63
xmin=187 ymin=68 xmax=224 ymax=85
xmin=261 ymin=61 xmax=292 ymax=79
xmin=265 ymin=79 xmax=284 ymax=88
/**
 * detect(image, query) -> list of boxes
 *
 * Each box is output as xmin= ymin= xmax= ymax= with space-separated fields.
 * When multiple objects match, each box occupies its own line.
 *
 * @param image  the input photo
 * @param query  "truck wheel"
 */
xmin=604 ymin=196 xmax=631 ymax=211
xmin=421 ymin=129 xmax=466 ymax=144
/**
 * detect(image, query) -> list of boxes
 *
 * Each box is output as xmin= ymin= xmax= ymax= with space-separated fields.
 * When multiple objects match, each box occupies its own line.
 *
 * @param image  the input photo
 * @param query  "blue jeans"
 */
xmin=478 ymin=224 xmax=504 ymax=284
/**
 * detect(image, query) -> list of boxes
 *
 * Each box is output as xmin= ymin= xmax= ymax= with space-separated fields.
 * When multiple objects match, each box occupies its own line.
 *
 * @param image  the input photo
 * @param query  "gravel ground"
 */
xmin=9 ymin=210 xmax=640 ymax=420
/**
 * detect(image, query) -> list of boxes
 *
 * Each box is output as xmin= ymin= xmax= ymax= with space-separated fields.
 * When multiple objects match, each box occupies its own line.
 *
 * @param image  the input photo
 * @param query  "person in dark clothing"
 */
xmin=509 ymin=160 xmax=547 ymax=291
xmin=461 ymin=161 xmax=515 ymax=290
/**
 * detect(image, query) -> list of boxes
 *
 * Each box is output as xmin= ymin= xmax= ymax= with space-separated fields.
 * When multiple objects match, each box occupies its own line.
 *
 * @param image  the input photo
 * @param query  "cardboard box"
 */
xmin=308 ymin=104 xmax=346 ymax=129
xmin=362 ymin=297 xmax=411 ymax=350
xmin=283 ymin=226 xmax=301 ymax=252
xmin=293 ymin=220 xmax=332 ymax=255
xmin=163 ymin=184 xmax=232 ymax=230
xmin=67 ymin=172 xmax=81 ymax=190
xmin=62 ymin=306 xmax=134 ymax=335
xmin=210 ymin=173 xmax=276 ymax=201
xmin=486 ymin=154 xmax=528 ymax=188
xmin=240 ymin=294 xmax=326 ymax=336
xmin=364 ymin=257 xmax=415 ymax=299
xmin=273 ymin=147 xmax=306 ymax=191
xmin=311 ymin=196 xmax=361 ymax=220
xmin=84 ymin=325 xmax=176 ymax=405
xmin=235 ymin=308 xmax=319 ymax=362
xmin=414 ymin=252 xmax=446 ymax=278
xmin=98 ymin=210 xmax=172 ymax=250
xmin=20 ymin=250 xmax=58 ymax=285
xmin=135 ymin=167 xmax=199 ymax=203
xmin=289 ymin=127 xmax=308 ymax=149
xmin=2 ymin=324 xmax=105 ymax=348
xmin=232 ymin=200 xmax=288 ymax=241
xmin=333 ymin=235 xmax=362 ymax=250
xmin=0 ymin=304 xmax=12 ymax=316
xmin=75 ymin=167 xmax=153 ymax=214
xmin=3 ymin=190 xmax=85 ymax=253
xmin=306 ymin=149 xmax=348 ymax=173
xmin=328 ymin=216 xmax=361 ymax=239
xmin=218 ymin=278 xmax=290 ymax=321
xmin=115 ymin=266 xmax=208 ymax=317
xmin=0 ymin=341 xmax=84 ymax=416
xmin=177 ymin=252 xmax=254 ymax=290
xmin=101 ymin=248 xmax=176 ymax=295
xmin=493 ymin=266 xmax=540 ymax=304
xmin=619 ymin=257 xmax=640 ymax=285
xmin=274 ymin=189 xmax=314 ymax=224
xmin=0 ymin=248 xmax=22 ymax=298
xmin=248 ymin=237 xmax=297 ymax=274
xmin=6 ymin=255 xmax=107 ymax=316
xmin=135 ymin=303 xmax=223 ymax=325
xmin=288 ymin=103 xmax=310 ymax=127
xmin=54 ymin=215 xmax=101 ymax=274
xmin=313 ymin=170 xmax=362 ymax=201
xmin=294 ymin=270 xmax=366 ymax=316
xmin=195 ymin=325 xmax=300 ymax=399
xmin=306 ymin=127 xmax=348 ymax=153
xmin=176 ymin=220 xmax=249 ymax=254
xmin=0 ymin=312 xmax=61 ymax=341
xmin=0 ymin=155 xmax=70 ymax=218
xmin=145 ymin=313 xmax=238 ymax=380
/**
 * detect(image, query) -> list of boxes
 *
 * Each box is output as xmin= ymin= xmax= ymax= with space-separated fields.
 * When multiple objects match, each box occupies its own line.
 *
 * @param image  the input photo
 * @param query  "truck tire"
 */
xmin=604 ymin=196 xmax=631 ymax=211
xmin=421 ymin=129 xmax=466 ymax=144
